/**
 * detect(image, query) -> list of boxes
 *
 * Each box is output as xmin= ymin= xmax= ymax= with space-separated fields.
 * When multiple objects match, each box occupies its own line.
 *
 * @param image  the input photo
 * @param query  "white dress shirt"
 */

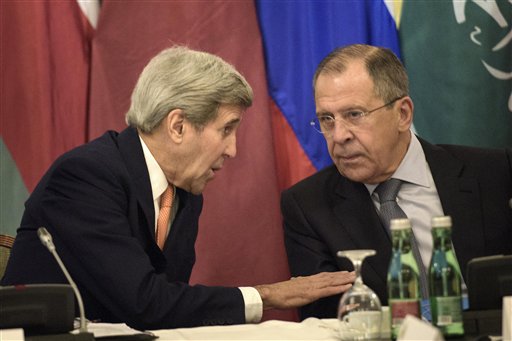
xmin=139 ymin=136 xmax=263 ymax=323
xmin=365 ymin=133 xmax=445 ymax=271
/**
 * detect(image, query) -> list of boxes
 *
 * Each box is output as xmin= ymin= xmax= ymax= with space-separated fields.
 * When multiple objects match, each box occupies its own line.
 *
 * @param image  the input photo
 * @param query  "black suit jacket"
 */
xmin=2 ymin=127 xmax=245 ymax=329
xmin=281 ymin=138 xmax=512 ymax=319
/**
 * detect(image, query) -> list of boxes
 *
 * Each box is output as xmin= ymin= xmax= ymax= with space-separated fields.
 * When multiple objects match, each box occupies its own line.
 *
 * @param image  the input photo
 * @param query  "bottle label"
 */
xmin=431 ymin=296 xmax=463 ymax=326
xmin=390 ymin=299 xmax=421 ymax=324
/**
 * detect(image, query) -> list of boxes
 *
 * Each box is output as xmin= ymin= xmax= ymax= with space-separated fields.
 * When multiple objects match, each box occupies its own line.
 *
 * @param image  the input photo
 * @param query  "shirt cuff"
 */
xmin=239 ymin=287 xmax=263 ymax=323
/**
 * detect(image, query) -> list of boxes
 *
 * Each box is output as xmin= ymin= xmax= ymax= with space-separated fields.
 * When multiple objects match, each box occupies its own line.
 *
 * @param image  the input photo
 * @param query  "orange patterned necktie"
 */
xmin=156 ymin=185 xmax=173 ymax=250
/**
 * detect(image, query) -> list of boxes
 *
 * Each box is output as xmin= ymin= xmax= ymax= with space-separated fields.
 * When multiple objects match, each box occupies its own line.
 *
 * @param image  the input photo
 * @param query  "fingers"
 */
xmin=295 ymin=271 xmax=356 ymax=289
xmin=299 ymin=271 xmax=355 ymax=297
xmin=256 ymin=271 xmax=356 ymax=311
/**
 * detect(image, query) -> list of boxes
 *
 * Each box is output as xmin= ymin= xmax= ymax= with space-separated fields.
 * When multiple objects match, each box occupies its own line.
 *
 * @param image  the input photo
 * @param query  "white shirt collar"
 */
xmin=392 ymin=133 xmax=429 ymax=188
xmin=139 ymin=135 xmax=168 ymax=200
xmin=365 ymin=132 xmax=429 ymax=194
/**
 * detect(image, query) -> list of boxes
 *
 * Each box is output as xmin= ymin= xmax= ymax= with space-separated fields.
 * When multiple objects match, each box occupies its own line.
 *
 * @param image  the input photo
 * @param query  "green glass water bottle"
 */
xmin=429 ymin=216 xmax=464 ymax=337
xmin=387 ymin=218 xmax=421 ymax=339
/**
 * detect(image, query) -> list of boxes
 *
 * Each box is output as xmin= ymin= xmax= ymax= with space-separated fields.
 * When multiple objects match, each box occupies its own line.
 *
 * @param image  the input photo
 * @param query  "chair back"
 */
xmin=0 ymin=234 xmax=15 ymax=279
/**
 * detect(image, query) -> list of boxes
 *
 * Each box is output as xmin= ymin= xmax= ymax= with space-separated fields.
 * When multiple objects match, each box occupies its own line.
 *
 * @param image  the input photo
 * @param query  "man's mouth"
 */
xmin=339 ymin=154 xmax=361 ymax=162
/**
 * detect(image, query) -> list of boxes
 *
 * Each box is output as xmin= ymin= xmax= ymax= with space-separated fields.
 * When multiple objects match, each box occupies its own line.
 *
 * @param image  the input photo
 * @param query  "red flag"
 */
xmin=1 ymin=1 xmax=91 ymax=192
xmin=1 ymin=1 xmax=93 ymax=238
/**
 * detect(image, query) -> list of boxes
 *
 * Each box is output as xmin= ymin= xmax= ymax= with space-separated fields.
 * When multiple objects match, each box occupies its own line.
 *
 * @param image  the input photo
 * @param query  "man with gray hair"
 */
xmin=2 ymin=46 xmax=355 ymax=329
xmin=282 ymin=44 xmax=512 ymax=320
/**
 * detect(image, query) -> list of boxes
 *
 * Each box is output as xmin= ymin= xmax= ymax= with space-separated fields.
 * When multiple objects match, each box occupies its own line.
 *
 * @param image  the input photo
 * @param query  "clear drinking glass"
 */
xmin=337 ymin=249 xmax=382 ymax=340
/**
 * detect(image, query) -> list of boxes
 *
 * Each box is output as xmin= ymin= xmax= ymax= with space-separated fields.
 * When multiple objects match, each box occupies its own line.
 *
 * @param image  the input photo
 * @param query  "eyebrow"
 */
xmin=317 ymin=104 xmax=366 ymax=117
xmin=225 ymin=118 xmax=241 ymax=126
xmin=316 ymin=110 xmax=334 ymax=117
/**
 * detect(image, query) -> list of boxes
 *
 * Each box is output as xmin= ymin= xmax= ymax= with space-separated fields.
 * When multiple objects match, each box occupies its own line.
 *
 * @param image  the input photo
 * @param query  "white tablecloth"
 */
xmin=151 ymin=318 xmax=341 ymax=340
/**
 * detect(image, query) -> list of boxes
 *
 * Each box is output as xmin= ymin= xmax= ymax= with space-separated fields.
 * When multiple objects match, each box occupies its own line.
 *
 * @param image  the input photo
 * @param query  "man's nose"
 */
xmin=224 ymin=135 xmax=237 ymax=158
xmin=330 ymin=120 xmax=354 ymax=143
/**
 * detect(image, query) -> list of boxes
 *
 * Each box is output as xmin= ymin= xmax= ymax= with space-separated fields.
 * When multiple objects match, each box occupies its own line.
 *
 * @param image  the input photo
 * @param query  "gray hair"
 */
xmin=313 ymin=44 xmax=409 ymax=103
xmin=126 ymin=46 xmax=253 ymax=133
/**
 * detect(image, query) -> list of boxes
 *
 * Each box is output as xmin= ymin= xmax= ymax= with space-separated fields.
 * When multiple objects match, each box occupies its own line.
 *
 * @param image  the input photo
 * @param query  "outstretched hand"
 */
xmin=255 ymin=271 xmax=355 ymax=310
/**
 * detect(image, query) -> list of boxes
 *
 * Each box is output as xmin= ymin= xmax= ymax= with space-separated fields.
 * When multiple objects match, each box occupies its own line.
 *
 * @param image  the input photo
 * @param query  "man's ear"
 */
xmin=165 ymin=109 xmax=186 ymax=143
xmin=398 ymin=96 xmax=414 ymax=132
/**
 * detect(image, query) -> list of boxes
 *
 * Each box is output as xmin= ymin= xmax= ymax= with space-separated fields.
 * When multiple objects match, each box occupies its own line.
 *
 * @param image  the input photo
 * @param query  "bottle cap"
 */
xmin=431 ymin=215 xmax=452 ymax=228
xmin=390 ymin=218 xmax=411 ymax=230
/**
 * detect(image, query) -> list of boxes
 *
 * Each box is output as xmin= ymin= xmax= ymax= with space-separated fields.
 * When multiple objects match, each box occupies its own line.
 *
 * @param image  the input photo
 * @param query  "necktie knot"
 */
xmin=375 ymin=178 xmax=402 ymax=203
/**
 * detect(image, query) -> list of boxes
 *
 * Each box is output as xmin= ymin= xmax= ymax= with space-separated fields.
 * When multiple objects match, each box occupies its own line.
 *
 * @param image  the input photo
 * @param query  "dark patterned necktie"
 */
xmin=375 ymin=178 xmax=429 ymax=300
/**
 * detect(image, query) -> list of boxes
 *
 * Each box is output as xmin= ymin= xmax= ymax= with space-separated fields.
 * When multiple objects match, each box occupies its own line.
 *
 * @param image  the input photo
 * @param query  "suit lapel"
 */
xmin=165 ymin=188 xmax=193 ymax=249
xmin=333 ymin=177 xmax=391 ymax=285
xmin=420 ymin=139 xmax=486 ymax=274
xmin=117 ymin=128 xmax=156 ymax=238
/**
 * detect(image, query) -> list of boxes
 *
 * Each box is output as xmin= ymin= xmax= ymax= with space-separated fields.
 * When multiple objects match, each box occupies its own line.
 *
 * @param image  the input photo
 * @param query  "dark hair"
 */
xmin=313 ymin=44 xmax=409 ymax=102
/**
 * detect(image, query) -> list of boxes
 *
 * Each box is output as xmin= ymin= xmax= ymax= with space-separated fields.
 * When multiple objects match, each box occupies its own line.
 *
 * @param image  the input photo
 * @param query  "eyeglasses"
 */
xmin=310 ymin=96 xmax=405 ymax=137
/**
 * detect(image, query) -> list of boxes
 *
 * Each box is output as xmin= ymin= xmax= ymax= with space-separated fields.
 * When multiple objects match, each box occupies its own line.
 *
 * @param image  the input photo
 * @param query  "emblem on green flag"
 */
xmin=399 ymin=0 xmax=511 ymax=147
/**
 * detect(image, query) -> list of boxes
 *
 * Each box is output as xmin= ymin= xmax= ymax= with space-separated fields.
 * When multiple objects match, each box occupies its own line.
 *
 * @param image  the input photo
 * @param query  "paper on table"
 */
xmin=72 ymin=322 xmax=154 ymax=338
xmin=397 ymin=315 xmax=444 ymax=341
xmin=0 ymin=328 xmax=24 ymax=341
xmin=503 ymin=296 xmax=512 ymax=341
xmin=151 ymin=318 xmax=340 ymax=340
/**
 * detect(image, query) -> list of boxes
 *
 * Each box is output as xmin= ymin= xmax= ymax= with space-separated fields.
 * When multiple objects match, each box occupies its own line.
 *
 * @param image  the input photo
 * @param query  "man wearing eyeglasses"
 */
xmin=281 ymin=44 xmax=512 ymax=320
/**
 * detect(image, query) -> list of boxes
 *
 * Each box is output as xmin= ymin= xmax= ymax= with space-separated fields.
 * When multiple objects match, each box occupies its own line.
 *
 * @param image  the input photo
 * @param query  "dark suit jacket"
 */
xmin=281 ymin=137 xmax=512 ymax=319
xmin=1 ymin=127 xmax=245 ymax=330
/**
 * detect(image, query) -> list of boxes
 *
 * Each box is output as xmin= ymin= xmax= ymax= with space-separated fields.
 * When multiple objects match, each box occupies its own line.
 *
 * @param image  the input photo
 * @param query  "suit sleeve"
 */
xmin=281 ymin=188 xmax=342 ymax=319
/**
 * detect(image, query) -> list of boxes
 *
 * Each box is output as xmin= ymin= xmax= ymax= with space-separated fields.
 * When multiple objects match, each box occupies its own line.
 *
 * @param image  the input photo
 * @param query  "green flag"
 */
xmin=0 ymin=140 xmax=28 ymax=237
xmin=399 ymin=0 xmax=511 ymax=147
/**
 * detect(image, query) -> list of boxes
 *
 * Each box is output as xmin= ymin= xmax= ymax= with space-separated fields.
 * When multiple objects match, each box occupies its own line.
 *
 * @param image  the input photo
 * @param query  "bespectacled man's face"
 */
xmin=314 ymin=61 xmax=413 ymax=184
